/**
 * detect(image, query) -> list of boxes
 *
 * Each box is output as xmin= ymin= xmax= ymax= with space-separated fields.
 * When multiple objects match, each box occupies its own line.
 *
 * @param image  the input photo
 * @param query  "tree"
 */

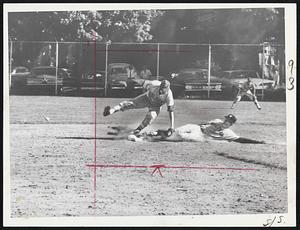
xmin=152 ymin=8 xmax=284 ymax=70
xmin=152 ymin=8 xmax=284 ymax=44
xmin=8 ymin=10 xmax=164 ymax=42
xmin=62 ymin=10 xmax=164 ymax=42
xmin=8 ymin=10 xmax=164 ymax=78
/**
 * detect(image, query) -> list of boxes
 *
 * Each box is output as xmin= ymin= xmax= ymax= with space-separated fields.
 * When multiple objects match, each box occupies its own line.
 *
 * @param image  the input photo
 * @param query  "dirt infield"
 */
xmin=9 ymin=96 xmax=287 ymax=217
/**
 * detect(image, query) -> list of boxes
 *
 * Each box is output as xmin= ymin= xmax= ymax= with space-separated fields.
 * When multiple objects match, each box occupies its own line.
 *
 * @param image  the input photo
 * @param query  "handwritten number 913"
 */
xmin=287 ymin=60 xmax=295 ymax=91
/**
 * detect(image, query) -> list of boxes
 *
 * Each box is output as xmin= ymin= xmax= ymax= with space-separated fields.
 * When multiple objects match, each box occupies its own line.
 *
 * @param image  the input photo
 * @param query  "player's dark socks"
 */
xmin=233 ymin=137 xmax=265 ymax=144
xmin=133 ymin=130 xmax=142 ymax=137
xmin=133 ymin=125 xmax=145 ymax=137
xmin=103 ymin=106 xmax=111 ymax=116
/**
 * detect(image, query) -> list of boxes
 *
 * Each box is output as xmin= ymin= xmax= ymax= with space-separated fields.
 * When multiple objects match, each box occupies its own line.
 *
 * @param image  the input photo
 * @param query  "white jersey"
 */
xmin=238 ymin=81 xmax=255 ymax=92
xmin=200 ymin=119 xmax=239 ymax=141
xmin=128 ymin=122 xmax=239 ymax=142
xmin=144 ymin=80 xmax=174 ymax=108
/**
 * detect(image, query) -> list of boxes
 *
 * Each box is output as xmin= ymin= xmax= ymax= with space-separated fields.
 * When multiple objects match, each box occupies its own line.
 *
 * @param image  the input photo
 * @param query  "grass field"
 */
xmin=9 ymin=95 xmax=287 ymax=217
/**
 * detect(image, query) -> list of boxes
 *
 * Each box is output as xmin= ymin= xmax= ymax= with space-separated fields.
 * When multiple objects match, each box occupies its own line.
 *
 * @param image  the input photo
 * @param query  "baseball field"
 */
xmin=9 ymin=95 xmax=287 ymax=217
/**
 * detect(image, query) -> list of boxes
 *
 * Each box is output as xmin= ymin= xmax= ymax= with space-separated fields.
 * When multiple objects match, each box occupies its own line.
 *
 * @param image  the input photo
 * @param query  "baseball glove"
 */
xmin=156 ymin=128 xmax=175 ymax=138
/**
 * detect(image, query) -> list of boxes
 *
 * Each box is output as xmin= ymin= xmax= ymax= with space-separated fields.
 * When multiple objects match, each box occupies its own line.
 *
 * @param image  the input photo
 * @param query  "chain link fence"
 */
xmin=8 ymin=41 xmax=285 ymax=100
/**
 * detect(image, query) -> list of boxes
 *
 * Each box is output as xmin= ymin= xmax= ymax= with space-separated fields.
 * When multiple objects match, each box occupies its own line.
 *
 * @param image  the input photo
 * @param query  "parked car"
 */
xmin=166 ymin=68 xmax=231 ymax=98
xmin=10 ymin=66 xmax=31 ymax=92
xmin=63 ymin=70 xmax=107 ymax=96
xmin=81 ymin=71 xmax=106 ymax=91
xmin=219 ymin=70 xmax=275 ymax=98
xmin=26 ymin=66 xmax=70 ymax=94
xmin=107 ymin=63 xmax=144 ymax=97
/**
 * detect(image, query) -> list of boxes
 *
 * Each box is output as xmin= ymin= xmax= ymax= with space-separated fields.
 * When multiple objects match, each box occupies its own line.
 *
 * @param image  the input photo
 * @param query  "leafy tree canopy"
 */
xmin=8 ymin=10 xmax=164 ymax=42
xmin=153 ymin=8 xmax=284 ymax=44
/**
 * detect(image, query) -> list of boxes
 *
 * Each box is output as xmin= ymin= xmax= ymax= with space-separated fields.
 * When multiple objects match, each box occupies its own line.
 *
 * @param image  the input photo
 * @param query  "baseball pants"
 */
xmin=112 ymin=93 xmax=161 ymax=129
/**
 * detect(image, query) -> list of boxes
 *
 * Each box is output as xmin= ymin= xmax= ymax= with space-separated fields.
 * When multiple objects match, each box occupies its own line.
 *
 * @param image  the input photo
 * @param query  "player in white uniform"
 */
xmin=103 ymin=80 xmax=175 ymax=136
xmin=231 ymin=77 xmax=261 ymax=110
xmin=127 ymin=114 xmax=264 ymax=144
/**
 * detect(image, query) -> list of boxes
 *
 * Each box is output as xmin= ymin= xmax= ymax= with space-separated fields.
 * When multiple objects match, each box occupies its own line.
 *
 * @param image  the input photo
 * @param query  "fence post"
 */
xmin=208 ymin=44 xmax=212 ymax=99
xmin=9 ymin=41 xmax=13 ymax=89
xmin=55 ymin=42 xmax=59 ymax=95
xmin=104 ymin=42 xmax=109 ymax=97
xmin=261 ymin=43 xmax=265 ymax=100
xmin=156 ymin=43 xmax=160 ymax=79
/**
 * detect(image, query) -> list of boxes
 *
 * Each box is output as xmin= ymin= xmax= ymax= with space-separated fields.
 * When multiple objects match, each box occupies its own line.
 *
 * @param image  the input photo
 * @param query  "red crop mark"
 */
xmin=95 ymin=49 xmax=192 ymax=53
xmin=92 ymin=32 xmax=97 ymax=208
xmin=151 ymin=165 xmax=164 ymax=177
xmin=86 ymin=163 xmax=257 ymax=178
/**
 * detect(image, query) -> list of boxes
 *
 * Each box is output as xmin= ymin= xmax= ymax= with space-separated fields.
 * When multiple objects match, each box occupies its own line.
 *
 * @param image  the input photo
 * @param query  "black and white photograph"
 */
xmin=3 ymin=3 xmax=296 ymax=227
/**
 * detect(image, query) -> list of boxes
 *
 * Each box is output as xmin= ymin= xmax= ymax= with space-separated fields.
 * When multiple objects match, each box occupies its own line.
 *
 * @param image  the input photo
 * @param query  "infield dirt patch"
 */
xmin=9 ymin=96 xmax=287 ymax=217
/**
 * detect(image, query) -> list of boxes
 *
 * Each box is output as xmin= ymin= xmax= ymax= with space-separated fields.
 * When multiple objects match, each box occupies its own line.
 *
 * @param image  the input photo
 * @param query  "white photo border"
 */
xmin=3 ymin=3 xmax=296 ymax=227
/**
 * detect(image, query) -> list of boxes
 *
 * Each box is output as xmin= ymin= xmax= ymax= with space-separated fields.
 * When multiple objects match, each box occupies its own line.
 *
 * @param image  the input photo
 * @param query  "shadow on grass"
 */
xmin=56 ymin=136 xmax=125 ymax=140
xmin=213 ymin=151 xmax=286 ymax=170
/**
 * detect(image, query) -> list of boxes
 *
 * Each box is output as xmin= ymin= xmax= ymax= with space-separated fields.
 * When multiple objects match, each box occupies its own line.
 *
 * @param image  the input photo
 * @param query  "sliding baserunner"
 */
xmin=127 ymin=114 xmax=265 ymax=144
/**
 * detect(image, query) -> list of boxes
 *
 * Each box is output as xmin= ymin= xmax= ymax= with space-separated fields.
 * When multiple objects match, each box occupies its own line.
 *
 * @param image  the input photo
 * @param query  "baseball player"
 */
xmin=127 ymin=114 xmax=264 ymax=144
xmin=103 ymin=80 xmax=175 ymax=136
xmin=231 ymin=77 xmax=262 ymax=110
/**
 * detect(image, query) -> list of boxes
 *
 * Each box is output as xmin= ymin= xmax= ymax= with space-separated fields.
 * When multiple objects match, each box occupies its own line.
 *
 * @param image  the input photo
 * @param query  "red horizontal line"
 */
xmin=86 ymin=164 xmax=257 ymax=171
xmin=94 ymin=49 xmax=191 ymax=53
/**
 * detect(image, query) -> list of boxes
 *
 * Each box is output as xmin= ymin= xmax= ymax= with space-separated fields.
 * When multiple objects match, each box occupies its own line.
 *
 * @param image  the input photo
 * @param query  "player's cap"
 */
xmin=224 ymin=114 xmax=237 ymax=124
xmin=160 ymin=80 xmax=170 ymax=89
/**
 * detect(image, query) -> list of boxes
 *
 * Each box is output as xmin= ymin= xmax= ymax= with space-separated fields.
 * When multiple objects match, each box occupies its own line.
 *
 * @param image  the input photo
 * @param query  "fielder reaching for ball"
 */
xmin=127 ymin=114 xmax=264 ymax=144
xmin=103 ymin=80 xmax=175 ymax=136
xmin=231 ymin=77 xmax=262 ymax=110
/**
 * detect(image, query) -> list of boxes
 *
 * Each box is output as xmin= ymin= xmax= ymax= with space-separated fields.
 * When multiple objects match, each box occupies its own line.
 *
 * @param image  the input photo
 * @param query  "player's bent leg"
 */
xmin=103 ymin=101 xmax=135 ymax=116
xmin=103 ymin=93 xmax=149 ymax=117
xmin=134 ymin=110 xmax=159 ymax=135
xmin=231 ymin=95 xmax=241 ymax=109
xmin=251 ymin=95 xmax=261 ymax=110
xmin=245 ymin=91 xmax=261 ymax=110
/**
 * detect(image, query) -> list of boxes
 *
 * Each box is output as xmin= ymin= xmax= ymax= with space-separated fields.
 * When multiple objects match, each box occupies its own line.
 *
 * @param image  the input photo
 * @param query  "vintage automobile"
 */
xmin=166 ymin=68 xmax=231 ymax=98
xmin=10 ymin=66 xmax=31 ymax=92
xmin=61 ymin=70 xmax=106 ymax=96
xmin=26 ymin=66 xmax=70 ymax=94
xmin=80 ymin=71 xmax=106 ymax=91
xmin=219 ymin=70 xmax=275 ymax=98
xmin=107 ymin=63 xmax=144 ymax=97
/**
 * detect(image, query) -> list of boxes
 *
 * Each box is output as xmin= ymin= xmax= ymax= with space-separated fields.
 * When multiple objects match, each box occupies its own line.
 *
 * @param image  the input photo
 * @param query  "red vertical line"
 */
xmin=93 ymin=33 xmax=97 ymax=208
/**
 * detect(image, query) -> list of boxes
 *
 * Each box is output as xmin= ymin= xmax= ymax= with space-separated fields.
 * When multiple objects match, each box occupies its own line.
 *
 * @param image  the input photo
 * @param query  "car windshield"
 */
xmin=32 ymin=68 xmax=57 ymax=75
xmin=109 ymin=65 xmax=140 ymax=81
xmin=177 ymin=70 xmax=208 ymax=81
xmin=110 ymin=67 xmax=128 ymax=74
xmin=224 ymin=71 xmax=258 ymax=79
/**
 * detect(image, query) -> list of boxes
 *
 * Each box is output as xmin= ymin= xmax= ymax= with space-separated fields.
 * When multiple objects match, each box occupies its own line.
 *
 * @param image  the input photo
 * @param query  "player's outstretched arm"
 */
xmin=232 ymin=137 xmax=265 ymax=144
xmin=167 ymin=105 xmax=175 ymax=130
